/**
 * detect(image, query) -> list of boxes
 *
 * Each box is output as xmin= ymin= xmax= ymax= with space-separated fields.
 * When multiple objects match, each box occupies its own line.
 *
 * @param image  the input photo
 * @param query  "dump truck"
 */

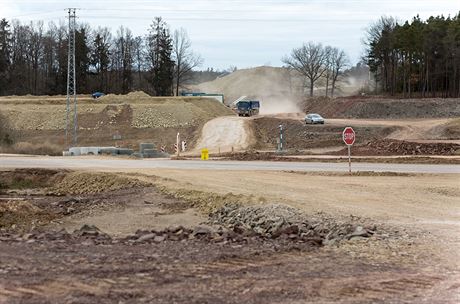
xmin=236 ymin=100 xmax=260 ymax=117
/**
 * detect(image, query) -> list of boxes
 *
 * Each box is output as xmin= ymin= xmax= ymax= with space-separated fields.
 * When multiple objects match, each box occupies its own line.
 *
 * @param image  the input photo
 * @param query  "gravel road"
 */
xmin=1 ymin=155 xmax=460 ymax=174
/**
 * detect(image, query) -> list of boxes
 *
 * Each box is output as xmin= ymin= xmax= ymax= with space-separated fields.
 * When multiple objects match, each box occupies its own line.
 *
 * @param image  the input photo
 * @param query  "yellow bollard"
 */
xmin=201 ymin=148 xmax=209 ymax=160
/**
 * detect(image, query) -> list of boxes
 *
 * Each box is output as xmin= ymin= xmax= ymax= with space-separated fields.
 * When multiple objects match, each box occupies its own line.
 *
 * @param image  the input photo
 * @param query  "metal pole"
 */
xmin=348 ymin=145 xmax=351 ymax=174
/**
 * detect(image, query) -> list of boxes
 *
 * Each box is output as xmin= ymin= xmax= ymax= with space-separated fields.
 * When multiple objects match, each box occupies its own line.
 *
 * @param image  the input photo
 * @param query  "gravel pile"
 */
xmin=0 ymin=92 xmax=234 ymax=131
xmin=209 ymin=204 xmax=376 ymax=244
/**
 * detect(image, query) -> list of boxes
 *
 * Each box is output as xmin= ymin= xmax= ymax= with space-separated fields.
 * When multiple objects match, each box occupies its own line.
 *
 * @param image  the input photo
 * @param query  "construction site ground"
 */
xmin=0 ymin=90 xmax=459 ymax=302
xmin=1 ymin=92 xmax=459 ymax=158
xmin=0 ymin=168 xmax=459 ymax=303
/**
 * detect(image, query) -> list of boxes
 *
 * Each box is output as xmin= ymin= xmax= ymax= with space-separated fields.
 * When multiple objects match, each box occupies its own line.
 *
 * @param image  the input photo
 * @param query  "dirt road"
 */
xmin=195 ymin=116 xmax=254 ymax=152
xmin=269 ymin=114 xmax=459 ymax=143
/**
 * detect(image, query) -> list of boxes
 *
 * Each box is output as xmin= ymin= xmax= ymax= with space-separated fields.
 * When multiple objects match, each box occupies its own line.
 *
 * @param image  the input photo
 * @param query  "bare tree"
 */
xmin=329 ymin=47 xmax=349 ymax=97
xmin=324 ymin=46 xmax=333 ymax=97
xmin=132 ymin=36 xmax=144 ymax=89
xmin=283 ymin=42 xmax=328 ymax=97
xmin=172 ymin=28 xmax=202 ymax=96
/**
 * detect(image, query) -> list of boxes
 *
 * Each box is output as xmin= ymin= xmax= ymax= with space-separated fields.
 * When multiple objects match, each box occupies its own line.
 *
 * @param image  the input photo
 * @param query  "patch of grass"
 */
xmin=9 ymin=179 xmax=40 ymax=189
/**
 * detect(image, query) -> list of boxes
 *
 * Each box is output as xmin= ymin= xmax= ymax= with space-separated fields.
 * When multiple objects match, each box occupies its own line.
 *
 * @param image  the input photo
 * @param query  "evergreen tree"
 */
xmin=75 ymin=25 xmax=90 ymax=93
xmin=0 ymin=19 xmax=11 ymax=95
xmin=366 ymin=13 xmax=460 ymax=97
xmin=146 ymin=17 xmax=174 ymax=96
xmin=90 ymin=28 xmax=111 ymax=92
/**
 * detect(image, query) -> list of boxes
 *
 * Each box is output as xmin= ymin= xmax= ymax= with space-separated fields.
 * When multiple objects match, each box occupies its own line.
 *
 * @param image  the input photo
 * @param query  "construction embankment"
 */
xmin=0 ymin=92 xmax=234 ymax=154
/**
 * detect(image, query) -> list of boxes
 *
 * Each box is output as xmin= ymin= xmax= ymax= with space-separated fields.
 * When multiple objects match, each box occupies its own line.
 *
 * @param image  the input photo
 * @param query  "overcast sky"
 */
xmin=1 ymin=0 xmax=460 ymax=70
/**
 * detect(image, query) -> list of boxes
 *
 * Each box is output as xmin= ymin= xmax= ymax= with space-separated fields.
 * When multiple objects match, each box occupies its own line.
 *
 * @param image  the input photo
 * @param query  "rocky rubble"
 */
xmin=209 ymin=204 xmax=376 ymax=245
xmin=0 ymin=223 xmax=321 ymax=247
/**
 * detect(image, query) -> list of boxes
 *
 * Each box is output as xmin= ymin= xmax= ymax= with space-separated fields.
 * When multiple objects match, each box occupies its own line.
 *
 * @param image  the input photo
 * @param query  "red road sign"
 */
xmin=342 ymin=127 xmax=355 ymax=146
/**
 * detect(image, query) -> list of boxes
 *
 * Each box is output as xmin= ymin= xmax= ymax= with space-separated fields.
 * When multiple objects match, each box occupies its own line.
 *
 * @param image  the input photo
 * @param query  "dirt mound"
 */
xmin=334 ymin=139 xmax=460 ymax=156
xmin=0 ymin=200 xmax=53 ymax=232
xmin=195 ymin=66 xmax=303 ymax=113
xmin=0 ymin=96 xmax=233 ymax=131
xmin=126 ymin=91 xmax=151 ymax=99
xmin=304 ymin=96 xmax=460 ymax=119
xmin=50 ymin=172 xmax=151 ymax=195
xmin=0 ymin=92 xmax=234 ymax=153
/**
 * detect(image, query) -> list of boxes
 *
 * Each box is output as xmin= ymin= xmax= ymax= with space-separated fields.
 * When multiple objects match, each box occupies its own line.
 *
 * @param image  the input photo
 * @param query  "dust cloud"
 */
xmin=258 ymin=96 xmax=302 ymax=115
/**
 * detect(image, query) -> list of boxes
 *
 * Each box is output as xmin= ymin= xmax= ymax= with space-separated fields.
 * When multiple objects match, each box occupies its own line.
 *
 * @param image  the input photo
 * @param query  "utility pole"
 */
xmin=66 ymin=8 xmax=77 ymax=147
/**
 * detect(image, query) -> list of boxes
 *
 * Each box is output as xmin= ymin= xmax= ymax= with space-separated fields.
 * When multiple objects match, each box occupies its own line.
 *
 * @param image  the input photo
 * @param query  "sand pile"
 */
xmin=195 ymin=66 xmax=304 ymax=114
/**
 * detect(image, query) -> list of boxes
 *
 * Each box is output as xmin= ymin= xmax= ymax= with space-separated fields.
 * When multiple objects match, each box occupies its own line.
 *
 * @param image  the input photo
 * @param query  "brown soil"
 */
xmin=251 ymin=117 xmax=397 ymax=150
xmin=3 ymin=238 xmax=457 ymax=304
xmin=0 ymin=168 xmax=458 ymax=303
xmin=332 ymin=139 xmax=460 ymax=156
xmin=303 ymin=95 xmax=460 ymax=119
xmin=0 ymin=93 xmax=234 ymax=154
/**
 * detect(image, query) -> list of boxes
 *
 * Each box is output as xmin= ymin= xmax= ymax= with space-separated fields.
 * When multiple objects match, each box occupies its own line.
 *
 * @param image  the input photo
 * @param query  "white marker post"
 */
xmin=342 ymin=127 xmax=356 ymax=174
xmin=176 ymin=132 xmax=180 ymax=157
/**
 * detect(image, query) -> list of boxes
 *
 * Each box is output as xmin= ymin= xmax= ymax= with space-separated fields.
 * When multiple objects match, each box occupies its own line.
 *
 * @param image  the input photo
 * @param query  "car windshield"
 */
xmin=311 ymin=114 xmax=322 ymax=118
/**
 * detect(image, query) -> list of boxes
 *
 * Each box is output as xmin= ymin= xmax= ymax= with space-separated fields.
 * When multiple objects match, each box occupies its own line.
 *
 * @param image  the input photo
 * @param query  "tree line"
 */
xmin=0 ymin=17 xmax=202 ymax=96
xmin=365 ymin=13 xmax=460 ymax=98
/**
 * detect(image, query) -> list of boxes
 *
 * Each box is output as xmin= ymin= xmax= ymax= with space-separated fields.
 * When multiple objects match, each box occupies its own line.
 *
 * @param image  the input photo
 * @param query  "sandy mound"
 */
xmin=195 ymin=66 xmax=303 ymax=114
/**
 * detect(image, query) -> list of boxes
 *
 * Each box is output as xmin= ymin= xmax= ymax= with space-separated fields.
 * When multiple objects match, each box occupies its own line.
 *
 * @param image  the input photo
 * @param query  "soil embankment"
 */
xmin=0 ymin=92 xmax=234 ymax=154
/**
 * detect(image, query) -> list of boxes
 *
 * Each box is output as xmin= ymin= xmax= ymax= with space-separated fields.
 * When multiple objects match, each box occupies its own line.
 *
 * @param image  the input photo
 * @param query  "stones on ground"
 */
xmin=153 ymin=235 xmax=166 ymax=243
xmin=137 ymin=233 xmax=156 ymax=242
xmin=209 ymin=204 xmax=377 ymax=245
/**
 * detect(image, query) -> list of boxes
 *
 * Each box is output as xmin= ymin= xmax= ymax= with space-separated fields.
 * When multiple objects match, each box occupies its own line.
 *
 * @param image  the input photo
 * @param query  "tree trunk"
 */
xmin=408 ymin=53 xmax=411 ymax=98
xmin=331 ymin=79 xmax=336 ymax=97
xmin=309 ymin=78 xmax=314 ymax=97
xmin=175 ymin=63 xmax=180 ymax=96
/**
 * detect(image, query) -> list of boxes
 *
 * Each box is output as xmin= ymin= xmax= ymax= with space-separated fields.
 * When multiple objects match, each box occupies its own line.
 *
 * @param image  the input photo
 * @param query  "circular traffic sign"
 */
xmin=342 ymin=127 xmax=355 ymax=146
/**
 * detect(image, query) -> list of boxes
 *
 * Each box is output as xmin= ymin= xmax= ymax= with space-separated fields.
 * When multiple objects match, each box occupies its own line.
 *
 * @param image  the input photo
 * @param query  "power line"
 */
xmin=8 ymin=9 xmax=62 ymax=18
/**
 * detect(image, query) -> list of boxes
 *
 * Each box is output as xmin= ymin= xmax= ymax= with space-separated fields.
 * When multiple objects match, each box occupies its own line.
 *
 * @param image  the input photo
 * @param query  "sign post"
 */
xmin=342 ymin=127 xmax=356 ymax=174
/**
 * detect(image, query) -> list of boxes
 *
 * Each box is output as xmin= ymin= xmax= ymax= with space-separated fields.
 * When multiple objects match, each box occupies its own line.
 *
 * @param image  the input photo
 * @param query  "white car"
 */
xmin=305 ymin=113 xmax=325 ymax=124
